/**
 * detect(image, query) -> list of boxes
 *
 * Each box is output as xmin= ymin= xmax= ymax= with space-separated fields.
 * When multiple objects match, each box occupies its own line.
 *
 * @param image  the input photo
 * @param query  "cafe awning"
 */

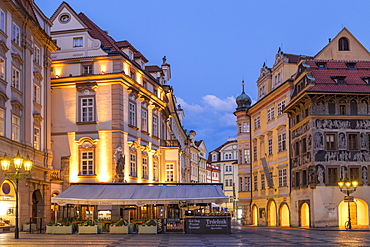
xmin=51 ymin=184 xmax=228 ymax=206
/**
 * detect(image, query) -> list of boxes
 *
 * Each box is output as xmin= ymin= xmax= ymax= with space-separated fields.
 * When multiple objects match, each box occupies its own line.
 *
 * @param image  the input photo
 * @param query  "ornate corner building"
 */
xmin=237 ymin=28 xmax=370 ymax=227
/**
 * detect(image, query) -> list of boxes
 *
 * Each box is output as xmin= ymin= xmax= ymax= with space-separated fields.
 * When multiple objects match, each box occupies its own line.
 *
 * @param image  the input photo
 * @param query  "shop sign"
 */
xmin=185 ymin=217 xmax=231 ymax=234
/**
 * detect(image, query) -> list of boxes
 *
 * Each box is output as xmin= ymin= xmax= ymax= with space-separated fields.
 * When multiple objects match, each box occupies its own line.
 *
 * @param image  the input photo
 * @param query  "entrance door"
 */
xmin=300 ymin=203 xmax=310 ymax=227
xmin=252 ymin=205 xmax=258 ymax=226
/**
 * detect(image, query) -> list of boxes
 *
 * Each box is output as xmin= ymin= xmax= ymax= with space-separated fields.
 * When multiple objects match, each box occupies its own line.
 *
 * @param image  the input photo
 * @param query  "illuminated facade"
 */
xmin=0 ymin=0 xmax=57 ymax=229
xmin=237 ymin=28 xmax=370 ymax=228
xmin=285 ymin=28 xmax=370 ymax=227
xmin=247 ymin=51 xmax=300 ymax=226
xmin=49 ymin=2 xmax=187 ymax=188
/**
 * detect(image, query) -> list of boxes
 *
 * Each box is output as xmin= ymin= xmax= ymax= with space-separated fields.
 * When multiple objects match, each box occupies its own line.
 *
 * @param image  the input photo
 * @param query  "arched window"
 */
xmin=338 ymin=37 xmax=349 ymax=51
xmin=328 ymin=100 xmax=336 ymax=115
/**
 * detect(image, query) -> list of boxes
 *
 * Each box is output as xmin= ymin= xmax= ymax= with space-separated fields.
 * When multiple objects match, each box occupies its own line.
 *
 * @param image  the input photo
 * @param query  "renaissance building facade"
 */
xmin=237 ymin=28 xmax=370 ymax=228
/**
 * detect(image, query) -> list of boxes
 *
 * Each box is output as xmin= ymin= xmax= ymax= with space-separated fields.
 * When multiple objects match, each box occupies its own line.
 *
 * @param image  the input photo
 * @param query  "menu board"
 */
xmin=185 ymin=217 xmax=231 ymax=234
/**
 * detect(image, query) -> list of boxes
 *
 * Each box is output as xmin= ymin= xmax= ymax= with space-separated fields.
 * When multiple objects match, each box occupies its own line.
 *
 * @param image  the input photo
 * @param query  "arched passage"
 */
xmin=252 ymin=205 xmax=258 ymax=226
xmin=267 ymin=200 xmax=277 ymax=226
xmin=279 ymin=203 xmax=290 ymax=227
xmin=0 ymin=180 xmax=16 ymax=225
xmin=338 ymin=198 xmax=368 ymax=227
xmin=300 ymin=202 xmax=310 ymax=227
xmin=32 ymin=190 xmax=44 ymax=225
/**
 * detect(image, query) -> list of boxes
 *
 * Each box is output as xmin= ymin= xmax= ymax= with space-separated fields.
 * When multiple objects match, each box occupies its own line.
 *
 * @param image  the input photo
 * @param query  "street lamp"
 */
xmin=0 ymin=151 xmax=32 ymax=239
xmin=338 ymin=179 xmax=358 ymax=230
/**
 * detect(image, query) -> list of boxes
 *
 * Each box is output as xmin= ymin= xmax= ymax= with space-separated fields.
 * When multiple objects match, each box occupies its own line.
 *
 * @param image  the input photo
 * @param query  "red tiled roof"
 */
xmin=145 ymin=65 xmax=162 ymax=73
xmin=78 ymin=12 xmax=120 ymax=52
xmin=304 ymin=60 xmax=370 ymax=93
xmin=284 ymin=53 xmax=302 ymax=63
xmin=134 ymin=51 xmax=148 ymax=63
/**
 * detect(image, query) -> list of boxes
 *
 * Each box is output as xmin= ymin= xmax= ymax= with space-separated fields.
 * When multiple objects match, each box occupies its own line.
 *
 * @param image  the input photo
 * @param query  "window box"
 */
xmin=46 ymin=225 xmax=73 ymax=234
xmin=78 ymin=225 xmax=101 ymax=234
xmin=22 ymin=223 xmax=36 ymax=232
xmin=138 ymin=225 xmax=157 ymax=234
xmin=109 ymin=225 xmax=129 ymax=234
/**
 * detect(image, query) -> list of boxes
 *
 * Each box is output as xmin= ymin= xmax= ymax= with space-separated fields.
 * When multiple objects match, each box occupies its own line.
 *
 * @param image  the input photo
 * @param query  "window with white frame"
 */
xmin=245 ymin=177 xmax=251 ymax=192
xmin=12 ymin=67 xmax=20 ymax=89
xmin=225 ymin=165 xmax=232 ymax=172
xmin=212 ymin=154 xmax=217 ymax=162
xmin=153 ymin=158 xmax=158 ymax=181
xmin=11 ymin=115 xmax=19 ymax=141
xmin=166 ymin=163 xmax=174 ymax=182
xmin=244 ymin=149 xmax=250 ymax=164
xmin=152 ymin=114 xmax=158 ymax=136
xmin=254 ymin=115 xmax=260 ymax=129
xmin=0 ymin=9 xmax=4 ymax=32
xmin=141 ymin=108 xmax=148 ymax=131
xmin=224 ymin=153 xmax=232 ymax=160
xmin=267 ymin=106 xmax=275 ymax=121
xmin=268 ymin=137 xmax=273 ymax=155
xmin=12 ymin=23 xmax=20 ymax=46
xmin=81 ymin=97 xmax=94 ymax=122
xmin=0 ymin=108 xmax=4 ymax=136
xmin=261 ymin=173 xmax=265 ymax=190
xmin=34 ymin=45 xmax=41 ymax=65
xmin=73 ymin=37 xmax=83 ymax=47
xmin=278 ymin=168 xmax=287 ymax=187
xmin=142 ymin=157 xmax=148 ymax=179
xmin=82 ymin=64 xmax=93 ymax=75
xmin=130 ymin=153 xmax=137 ymax=177
xmin=34 ymin=84 xmax=41 ymax=104
xmin=0 ymin=58 xmax=4 ymax=79
xmin=278 ymin=133 xmax=286 ymax=152
xmin=243 ymin=122 xmax=250 ymax=132
xmin=277 ymin=100 xmax=286 ymax=116
xmin=33 ymin=126 xmax=40 ymax=150
xmin=253 ymin=143 xmax=257 ymax=161
xmin=80 ymin=150 xmax=94 ymax=175
xmin=253 ymin=175 xmax=258 ymax=190
xmin=129 ymin=102 xmax=136 ymax=126
xmin=130 ymin=70 xmax=136 ymax=81
xmin=225 ymin=178 xmax=233 ymax=187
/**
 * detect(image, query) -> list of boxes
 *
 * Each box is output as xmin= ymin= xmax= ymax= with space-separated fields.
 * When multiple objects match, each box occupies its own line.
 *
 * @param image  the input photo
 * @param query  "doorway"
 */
xmin=300 ymin=202 xmax=310 ymax=227
xmin=279 ymin=204 xmax=290 ymax=227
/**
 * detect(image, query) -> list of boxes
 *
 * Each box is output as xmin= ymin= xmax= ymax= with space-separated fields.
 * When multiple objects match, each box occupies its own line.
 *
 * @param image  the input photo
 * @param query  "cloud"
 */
xmin=176 ymin=95 xmax=238 ymax=151
xmin=202 ymin=95 xmax=236 ymax=112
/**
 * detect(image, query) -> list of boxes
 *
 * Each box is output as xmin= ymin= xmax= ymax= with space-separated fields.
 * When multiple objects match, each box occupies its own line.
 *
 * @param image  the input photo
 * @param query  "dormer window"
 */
xmin=338 ymin=37 xmax=349 ymax=51
xmin=346 ymin=63 xmax=356 ymax=70
xmin=362 ymin=77 xmax=370 ymax=85
xmin=316 ymin=62 xmax=326 ymax=70
xmin=331 ymin=76 xmax=346 ymax=85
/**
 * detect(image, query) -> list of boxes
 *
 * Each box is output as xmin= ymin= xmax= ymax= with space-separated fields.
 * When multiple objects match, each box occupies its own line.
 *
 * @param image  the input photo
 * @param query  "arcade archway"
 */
xmin=267 ymin=200 xmax=277 ymax=226
xmin=279 ymin=203 xmax=290 ymax=227
xmin=300 ymin=202 xmax=310 ymax=227
xmin=252 ymin=205 xmax=258 ymax=226
xmin=338 ymin=198 xmax=368 ymax=227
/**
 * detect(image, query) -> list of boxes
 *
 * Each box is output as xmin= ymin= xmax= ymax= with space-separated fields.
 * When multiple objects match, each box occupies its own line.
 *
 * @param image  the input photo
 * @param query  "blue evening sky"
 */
xmin=35 ymin=0 xmax=370 ymax=152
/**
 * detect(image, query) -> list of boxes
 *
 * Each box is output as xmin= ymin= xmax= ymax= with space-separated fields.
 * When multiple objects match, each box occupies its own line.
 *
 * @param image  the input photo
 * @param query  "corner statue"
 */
xmin=115 ymin=153 xmax=125 ymax=182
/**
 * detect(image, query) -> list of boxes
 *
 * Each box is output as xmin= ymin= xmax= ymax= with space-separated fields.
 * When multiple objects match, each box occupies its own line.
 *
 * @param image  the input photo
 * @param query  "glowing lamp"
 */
xmin=1 ymin=154 xmax=10 ymax=172
xmin=23 ymin=155 xmax=33 ymax=172
xmin=352 ymin=181 xmax=358 ymax=188
xmin=13 ymin=151 xmax=23 ymax=170
xmin=338 ymin=181 xmax=344 ymax=189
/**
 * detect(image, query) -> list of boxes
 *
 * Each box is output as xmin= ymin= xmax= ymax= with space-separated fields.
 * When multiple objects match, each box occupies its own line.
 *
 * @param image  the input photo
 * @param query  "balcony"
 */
xmin=50 ymin=169 xmax=61 ymax=180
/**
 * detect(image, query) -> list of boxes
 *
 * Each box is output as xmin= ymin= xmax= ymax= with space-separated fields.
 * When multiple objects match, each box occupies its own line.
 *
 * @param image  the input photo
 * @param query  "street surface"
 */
xmin=0 ymin=226 xmax=370 ymax=246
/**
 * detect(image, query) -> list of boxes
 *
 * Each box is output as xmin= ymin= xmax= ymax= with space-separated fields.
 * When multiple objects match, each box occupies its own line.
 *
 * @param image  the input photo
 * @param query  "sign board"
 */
xmin=185 ymin=217 xmax=231 ymax=234
xmin=261 ymin=158 xmax=274 ymax=188
xmin=344 ymin=196 xmax=354 ymax=202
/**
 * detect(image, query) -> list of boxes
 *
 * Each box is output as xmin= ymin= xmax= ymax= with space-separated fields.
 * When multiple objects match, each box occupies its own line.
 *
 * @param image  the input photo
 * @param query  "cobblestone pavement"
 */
xmin=1 ymin=226 xmax=370 ymax=246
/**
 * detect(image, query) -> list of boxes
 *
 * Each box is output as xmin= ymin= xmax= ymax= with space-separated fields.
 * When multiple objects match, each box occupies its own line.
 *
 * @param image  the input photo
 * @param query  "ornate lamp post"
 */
xmin=338 ymin=179 xmax=358 ymax=230
xmin=0 ymin=152 xmax=32 ymax=239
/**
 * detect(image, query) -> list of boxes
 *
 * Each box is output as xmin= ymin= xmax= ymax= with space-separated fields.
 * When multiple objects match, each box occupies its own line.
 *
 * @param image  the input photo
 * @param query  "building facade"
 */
xmin=237 ymin=28 xmax=370 ymax=228
xmin=247 ymin=51 xmax=300 ymax=226
xmin=285 ymin=28 xmax=370 ymax=227
xmin=209 ymin=138 xmax=243 ymax=218
xmin=0 ymin=0 xmax=57 ymax=229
